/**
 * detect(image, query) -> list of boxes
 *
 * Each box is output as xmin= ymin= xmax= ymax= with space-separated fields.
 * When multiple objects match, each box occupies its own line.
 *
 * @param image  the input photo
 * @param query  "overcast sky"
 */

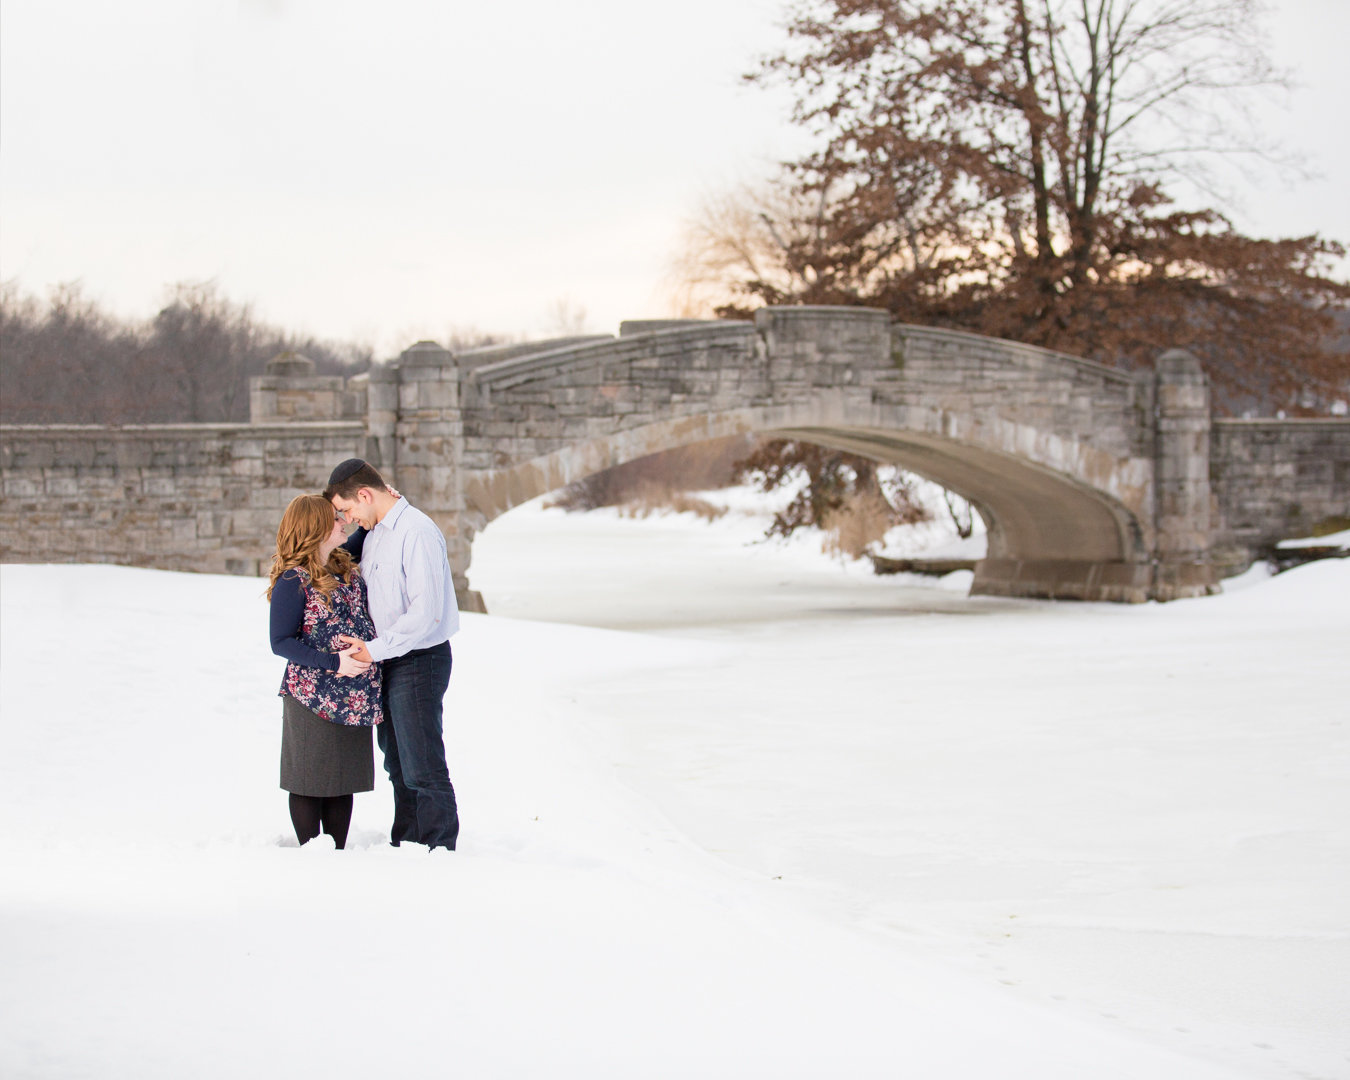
xmin=2 ymin=0 xmax=1346 ymax=357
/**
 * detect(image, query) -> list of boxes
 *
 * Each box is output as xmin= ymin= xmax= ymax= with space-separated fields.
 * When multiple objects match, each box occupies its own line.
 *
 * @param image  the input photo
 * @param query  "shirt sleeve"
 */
xmin=269 ymin=571 xmax=339 ymax=671
xmin=365 ymin=527 xmax=451 ymax=662
xmin=341 ymin=527 xmax=368 ymax=562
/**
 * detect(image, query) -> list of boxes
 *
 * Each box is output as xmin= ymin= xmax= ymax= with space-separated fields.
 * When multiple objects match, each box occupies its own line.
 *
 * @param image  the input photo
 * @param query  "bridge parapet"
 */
xmin=888 ymin=324 xmax=1148 ymax=461
xmin=455 ymin=335 xmax=615 ymax=371
xmin=460 ymin=320 xmax=759 ymax=472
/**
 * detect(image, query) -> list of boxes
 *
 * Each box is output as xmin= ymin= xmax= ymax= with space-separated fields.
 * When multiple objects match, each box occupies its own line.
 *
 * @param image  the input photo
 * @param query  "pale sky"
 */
xmin=2 ymin=0 xmax=1346 ymax=358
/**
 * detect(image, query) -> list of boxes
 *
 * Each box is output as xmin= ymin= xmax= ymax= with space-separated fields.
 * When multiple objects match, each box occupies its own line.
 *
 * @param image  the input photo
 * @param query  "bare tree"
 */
xmin=1 ymin=280 xmax=372 ymax=424
xmin=735 ymin=439 xmax=929 ymax=554
xmin=543 ymin=296 xmax=591 ymax=337
xmin=0 ymin=281 xmax=143 ymax=422
xmin=942 ymin=489 xmax=975 ymax=540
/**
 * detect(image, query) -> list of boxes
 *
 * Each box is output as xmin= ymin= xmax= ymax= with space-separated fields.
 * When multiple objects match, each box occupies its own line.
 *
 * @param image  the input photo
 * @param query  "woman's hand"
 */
xmin=336 ymin=642 xmax=371 ymax=677
xmin=338 ymin=634 xmax=373 ymax=663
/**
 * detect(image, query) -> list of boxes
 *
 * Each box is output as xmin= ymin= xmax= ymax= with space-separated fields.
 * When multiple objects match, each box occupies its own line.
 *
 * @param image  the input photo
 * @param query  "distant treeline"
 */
xmin=5 ymin=279 xmax=1345 ymax=427
xmin=0 ymin=282 xmax=373 ymax=424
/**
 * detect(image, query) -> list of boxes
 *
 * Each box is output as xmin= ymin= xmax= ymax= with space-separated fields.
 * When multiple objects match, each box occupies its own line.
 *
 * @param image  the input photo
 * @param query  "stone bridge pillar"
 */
xmin=364 ymin=362 xmax=399 ymax=474
xmin=753 ymin=304 xmax=890 ymax=396
xmin=1153 ymin=349 xmax=1219 ymax=600
xmin=250 ymin=352 xmax=351 ymax=422
xmin=378 ymin=341 xmax=485 ymax=613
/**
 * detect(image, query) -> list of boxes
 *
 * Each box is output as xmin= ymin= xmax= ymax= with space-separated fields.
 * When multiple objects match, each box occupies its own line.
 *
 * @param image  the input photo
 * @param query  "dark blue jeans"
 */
xmin=377 ymin=641 xmax=459 ymax=850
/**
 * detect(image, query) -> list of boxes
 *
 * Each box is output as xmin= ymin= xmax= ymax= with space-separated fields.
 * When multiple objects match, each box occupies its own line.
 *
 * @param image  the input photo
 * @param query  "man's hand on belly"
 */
xmin=338 ymin=634 xmax=373 ymax=663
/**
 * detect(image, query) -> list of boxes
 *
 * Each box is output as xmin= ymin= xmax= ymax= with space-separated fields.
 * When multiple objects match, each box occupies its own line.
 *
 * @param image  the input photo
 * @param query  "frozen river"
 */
xmin=471 ymin=499 xmax=1350 ymax=1080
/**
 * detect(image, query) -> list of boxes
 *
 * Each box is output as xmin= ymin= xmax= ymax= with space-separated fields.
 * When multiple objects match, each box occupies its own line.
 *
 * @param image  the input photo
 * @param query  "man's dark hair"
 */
xmin=325 ymin=458 xmax=388 ymax=501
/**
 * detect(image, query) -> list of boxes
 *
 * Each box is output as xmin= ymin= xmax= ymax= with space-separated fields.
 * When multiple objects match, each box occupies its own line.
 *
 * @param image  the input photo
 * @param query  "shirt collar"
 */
xmin=375 ymin=496 xmax=409 ymax=532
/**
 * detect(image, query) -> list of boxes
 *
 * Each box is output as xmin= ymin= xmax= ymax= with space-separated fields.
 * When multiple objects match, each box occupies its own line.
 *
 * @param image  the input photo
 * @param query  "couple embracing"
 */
xmin=266 ymin=458 xmax=460 ymax=852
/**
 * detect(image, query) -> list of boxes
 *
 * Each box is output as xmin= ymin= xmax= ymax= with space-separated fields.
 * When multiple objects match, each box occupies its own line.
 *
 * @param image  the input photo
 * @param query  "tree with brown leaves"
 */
xmin=694 ymin=0 xmax=1348 ymax=414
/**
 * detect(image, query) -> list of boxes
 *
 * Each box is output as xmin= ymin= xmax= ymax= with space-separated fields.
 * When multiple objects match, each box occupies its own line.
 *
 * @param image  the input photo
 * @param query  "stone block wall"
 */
xmin=1211 ymin=419 xmax=1350 ymax=574
xmin=0 ymin=423 xmax=366 ymax=576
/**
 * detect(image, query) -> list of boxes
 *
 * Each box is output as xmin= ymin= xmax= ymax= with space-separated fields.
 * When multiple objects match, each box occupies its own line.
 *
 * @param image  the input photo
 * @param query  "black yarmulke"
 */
xmin=328 ymin=458 xmax=368 ymax=487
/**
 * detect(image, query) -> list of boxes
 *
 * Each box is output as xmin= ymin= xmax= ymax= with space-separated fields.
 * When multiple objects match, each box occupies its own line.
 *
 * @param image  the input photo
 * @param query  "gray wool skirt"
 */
xmin=279 ymin=695 xmax=375 ymax=797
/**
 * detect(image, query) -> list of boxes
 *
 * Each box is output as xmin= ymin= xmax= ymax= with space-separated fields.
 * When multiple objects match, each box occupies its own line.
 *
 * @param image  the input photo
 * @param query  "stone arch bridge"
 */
xmin=2 ymin=306 xmax=1347 ymax=606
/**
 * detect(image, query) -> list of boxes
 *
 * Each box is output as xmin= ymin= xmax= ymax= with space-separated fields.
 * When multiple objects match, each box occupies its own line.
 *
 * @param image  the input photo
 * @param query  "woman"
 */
xmin=267 ymin=494 xmax=382 ymax=849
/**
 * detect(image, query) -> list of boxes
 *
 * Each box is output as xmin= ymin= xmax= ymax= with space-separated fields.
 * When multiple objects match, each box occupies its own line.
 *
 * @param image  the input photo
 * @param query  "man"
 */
xmin=325 ymin=458 xmax=460 ymax=851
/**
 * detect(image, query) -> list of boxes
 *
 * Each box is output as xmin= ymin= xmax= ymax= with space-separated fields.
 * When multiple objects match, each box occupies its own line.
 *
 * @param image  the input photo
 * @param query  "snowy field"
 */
xmin=1 ymin=497 xmax=1347 ymax=1079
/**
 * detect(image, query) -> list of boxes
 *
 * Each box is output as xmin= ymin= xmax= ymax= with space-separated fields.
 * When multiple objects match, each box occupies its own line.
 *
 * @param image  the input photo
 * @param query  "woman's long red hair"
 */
xmin=267 ymin=494 xmax=356 ymax=607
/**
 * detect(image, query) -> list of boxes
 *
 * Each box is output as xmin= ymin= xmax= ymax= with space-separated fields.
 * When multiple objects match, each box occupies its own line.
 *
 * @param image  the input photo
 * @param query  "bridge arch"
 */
xmin=461 ymin=396 xmax=1154 ymax=603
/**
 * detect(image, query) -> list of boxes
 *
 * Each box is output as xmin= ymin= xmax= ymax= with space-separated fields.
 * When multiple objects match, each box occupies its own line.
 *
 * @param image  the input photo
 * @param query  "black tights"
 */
xmin=288 ymin=793 xmax=354 ymax=849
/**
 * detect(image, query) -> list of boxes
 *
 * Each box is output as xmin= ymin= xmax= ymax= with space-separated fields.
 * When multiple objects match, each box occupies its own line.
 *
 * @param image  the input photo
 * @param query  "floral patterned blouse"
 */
xmin=269 ymin=567 xmax=382 ymax=726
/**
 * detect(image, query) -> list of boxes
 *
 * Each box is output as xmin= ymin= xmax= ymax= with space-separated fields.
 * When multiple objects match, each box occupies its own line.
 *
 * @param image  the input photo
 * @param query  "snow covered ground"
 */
xmin=1 ymin=497 xmax=1346 ymax=1079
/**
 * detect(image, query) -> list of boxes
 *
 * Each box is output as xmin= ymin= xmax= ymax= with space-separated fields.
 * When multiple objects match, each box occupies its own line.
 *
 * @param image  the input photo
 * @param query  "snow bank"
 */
xmin=2 ymin=533 xmax=1345 ymax=1078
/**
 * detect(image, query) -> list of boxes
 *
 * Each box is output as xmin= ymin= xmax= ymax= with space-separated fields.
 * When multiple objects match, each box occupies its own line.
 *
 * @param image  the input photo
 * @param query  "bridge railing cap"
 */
xmin=265 ymin=351 xmax=316 ymax=376
xmin=619 ymin=318 xmax=722 ymax=336
xmin=1155 ymin=348 xmax=1205 ymax=378
xmin=399 ymin=341 xmax=455 ymax=367
xmin=757 ymin=305 xmax=890 ymax=317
